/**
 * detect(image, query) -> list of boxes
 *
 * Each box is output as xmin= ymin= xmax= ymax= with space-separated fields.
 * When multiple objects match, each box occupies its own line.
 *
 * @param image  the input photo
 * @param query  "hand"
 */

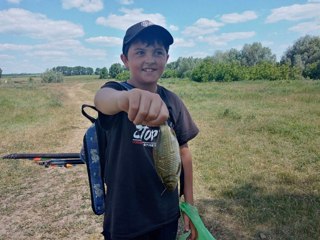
xmin=118 ymin=88 xmax=169 ymax=126
xmin=183 ymin=213 xmax=197 ymax=240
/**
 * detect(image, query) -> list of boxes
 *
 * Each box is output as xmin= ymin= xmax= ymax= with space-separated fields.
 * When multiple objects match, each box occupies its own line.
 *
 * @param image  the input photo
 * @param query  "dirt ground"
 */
xmin=0 ymin=83 xmax=104 ymax=240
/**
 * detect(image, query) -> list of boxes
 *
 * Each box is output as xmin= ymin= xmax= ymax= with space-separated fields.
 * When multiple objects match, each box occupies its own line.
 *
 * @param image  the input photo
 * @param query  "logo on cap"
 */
xmin=141 ymin=20 xmax=154 ymax=27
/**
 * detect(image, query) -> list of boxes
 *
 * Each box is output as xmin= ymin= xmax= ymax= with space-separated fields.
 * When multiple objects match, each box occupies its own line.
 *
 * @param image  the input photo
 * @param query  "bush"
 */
xmin=191 ymin=59 xmax=214 ymax=82
xmin=116 ymin=71 xmax=130 ymax=81
xmin=41 ymin=69 xmax=64 ymax=83
xmin=99 ymin=67 xmax=108 ymax=79
xmin=304 ymin=61 xmax=320 ymax=80
xmin=162 ymin=69 xmax=177 ymax=78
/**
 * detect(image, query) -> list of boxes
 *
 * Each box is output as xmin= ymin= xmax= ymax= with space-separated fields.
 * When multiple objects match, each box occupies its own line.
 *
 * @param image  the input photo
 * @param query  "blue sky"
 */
xmin=0 ymin=0 xmax=320 ymax=74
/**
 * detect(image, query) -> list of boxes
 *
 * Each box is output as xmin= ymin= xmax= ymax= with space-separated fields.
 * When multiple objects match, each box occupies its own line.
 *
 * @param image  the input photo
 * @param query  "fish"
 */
xmin=153 ymin=122 xmax=181 ymax=191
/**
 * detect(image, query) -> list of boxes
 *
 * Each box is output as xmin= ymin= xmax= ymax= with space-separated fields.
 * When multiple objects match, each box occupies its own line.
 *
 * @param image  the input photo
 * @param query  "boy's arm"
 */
xmin=180 ymin=144 xmax=197 ymax=240
xmin=94 ymin=87 xmax=169 ymax=126
xmin=180 ymin=144 xmax=194 ymax=205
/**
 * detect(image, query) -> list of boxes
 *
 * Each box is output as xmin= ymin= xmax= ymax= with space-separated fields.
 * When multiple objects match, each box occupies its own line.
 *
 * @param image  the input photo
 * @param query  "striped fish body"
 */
xmin=153 ymin=122 xmax=181 ymax=191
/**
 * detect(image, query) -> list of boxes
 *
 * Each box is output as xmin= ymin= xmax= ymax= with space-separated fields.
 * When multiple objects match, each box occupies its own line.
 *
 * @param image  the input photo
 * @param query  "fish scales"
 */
xmin=153 ymin=122 xmax=181 ymax=191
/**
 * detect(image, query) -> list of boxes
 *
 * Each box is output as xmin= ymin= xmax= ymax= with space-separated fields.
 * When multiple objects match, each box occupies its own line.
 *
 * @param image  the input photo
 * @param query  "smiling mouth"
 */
xmin=142 ymin=68 xmax=156 ymax=72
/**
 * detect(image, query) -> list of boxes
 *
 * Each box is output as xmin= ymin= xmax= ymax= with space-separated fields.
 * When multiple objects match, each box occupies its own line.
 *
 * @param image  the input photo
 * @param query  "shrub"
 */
xmin=41 ymin=69 xmax=64 ymax=83
xmin=116 ymin=71 xmax=130 ymax=81
xmin=162 ymin=69 xmax=177 ymax=78
xmin=99 ymin=67 xmax=108 ymax=79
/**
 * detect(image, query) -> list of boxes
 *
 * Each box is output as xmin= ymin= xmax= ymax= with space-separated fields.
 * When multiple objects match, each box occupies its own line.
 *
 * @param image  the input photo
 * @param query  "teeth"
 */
xmin=144 ymin=69 xmax=154 ymax=72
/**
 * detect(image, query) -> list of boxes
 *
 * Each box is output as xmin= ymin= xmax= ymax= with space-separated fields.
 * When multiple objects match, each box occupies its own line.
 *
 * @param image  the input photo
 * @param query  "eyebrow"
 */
xmin=133 ymin=46 xmax=165 ymax=51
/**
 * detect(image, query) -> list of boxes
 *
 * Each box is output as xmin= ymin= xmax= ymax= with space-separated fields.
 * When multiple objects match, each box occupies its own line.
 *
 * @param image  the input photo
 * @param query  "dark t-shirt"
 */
xmin=99 ymin=81 xmax=199 ymax=239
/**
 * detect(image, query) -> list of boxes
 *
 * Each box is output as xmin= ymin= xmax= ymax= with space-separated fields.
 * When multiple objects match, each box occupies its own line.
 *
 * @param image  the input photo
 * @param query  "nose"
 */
xmin=145 ymin=52 xmax=156 ymax=64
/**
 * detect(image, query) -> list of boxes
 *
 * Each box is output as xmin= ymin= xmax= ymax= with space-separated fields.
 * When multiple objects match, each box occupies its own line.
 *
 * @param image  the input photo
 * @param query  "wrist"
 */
xmin=117 ymin=91 xmax=129 ymax=112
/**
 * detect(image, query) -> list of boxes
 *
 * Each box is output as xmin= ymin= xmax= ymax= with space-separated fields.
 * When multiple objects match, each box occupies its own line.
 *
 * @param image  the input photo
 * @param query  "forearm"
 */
xmin=180 ymin=144 xmax=194 ymax=205
xmin=94 ymin=88 xmax=127 ymax=115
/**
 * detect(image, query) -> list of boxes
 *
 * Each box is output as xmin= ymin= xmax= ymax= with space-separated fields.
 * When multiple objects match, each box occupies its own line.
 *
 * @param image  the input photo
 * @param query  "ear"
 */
xmin=166 ymin=54 xmax=169 ymax=63
xmin=120 ymin=54 xmax=129 ymax=69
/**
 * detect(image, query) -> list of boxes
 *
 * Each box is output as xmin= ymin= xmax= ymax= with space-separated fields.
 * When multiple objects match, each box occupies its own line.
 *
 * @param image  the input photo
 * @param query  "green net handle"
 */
xmin=178 ymin=202 xmax=216 ymax=240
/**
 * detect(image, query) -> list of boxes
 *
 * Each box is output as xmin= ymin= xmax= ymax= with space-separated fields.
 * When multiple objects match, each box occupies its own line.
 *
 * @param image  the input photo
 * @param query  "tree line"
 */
xmin=164 ymin=35 xmax=319 ymax=82
xmin=49 ymin=64 xmax=129 ymax=80
xmin=59 ymin=35 xmax=318 ymax=82
xmin=3 ymin=34 xmax=317 ymax=82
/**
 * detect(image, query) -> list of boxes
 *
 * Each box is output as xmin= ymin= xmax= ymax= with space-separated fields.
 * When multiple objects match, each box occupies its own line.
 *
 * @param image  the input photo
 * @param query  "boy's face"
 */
xmin=121 ymin=41 xmax=169 ymax=88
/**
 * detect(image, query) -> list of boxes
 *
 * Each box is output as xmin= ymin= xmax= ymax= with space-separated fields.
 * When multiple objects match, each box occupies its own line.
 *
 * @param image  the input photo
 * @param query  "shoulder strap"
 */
xmin=119 ymin=81 xmax=134 ymax=90
xmin=82 ymin=124 xmax=105 ymax=215
xmin=81 ymin=104 xmax=97 ymax=123
xmin=80 ymin=81 xmax=134 ymax=215
xmin=81 ymin=81 xmax=132 ymax=124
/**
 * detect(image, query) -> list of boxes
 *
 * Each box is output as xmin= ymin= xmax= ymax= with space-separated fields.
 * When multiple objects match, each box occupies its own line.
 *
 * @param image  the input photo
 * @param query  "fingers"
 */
xmin=126 ymin=89 xmax=168 ymax=126
xmin=190 ymin=222 xmax=197 ymax=240
xmin=144 ymin=101 xmax=169 ymax=126
xmin=183 ymin=213 xmax=191 ymax=232
xmin=183 ymin=214 xmax=197 ymax=240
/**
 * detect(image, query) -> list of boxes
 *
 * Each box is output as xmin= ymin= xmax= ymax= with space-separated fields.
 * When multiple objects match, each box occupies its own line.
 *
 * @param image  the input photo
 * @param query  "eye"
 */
xmin=135 ymin=50 xmax=145 ymax=56
xmin=155 ymin=50 xmax=165 ymax=56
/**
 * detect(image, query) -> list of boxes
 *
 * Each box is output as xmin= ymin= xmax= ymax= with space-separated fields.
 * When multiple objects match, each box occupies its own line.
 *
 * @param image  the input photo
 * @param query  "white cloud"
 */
xmin=289 ymin=20 xmax=320 ymax=34
xmin=119 ymin=0 xmax=134 ymax=5
xmin=0 ymin=43 xmax=33 ymax=51
xmin=172 ymin=38 xmax=195 ymax=48
xmin=75 ymin=48 xmax=107 ymax=58
xmin=0 ymin=40 xmax=106 ymax=57
xmin=0 ymin=39 xmax=107 ymax=71
xmin=96 ymin=8 xmax=167 ymax=30
xmin=62 ymin=0 xmax=103 ymax=13
xmin=169 ymin=25 xmax=179 ymax=31
xmin=34 ymin=40 xmax=107 ymax=59
xmin=6 ymin=0 xmax=23 ymax=4
xmin=86 ymin=36 xmax=123 ymax=46
xmin=266 ymin=3 xmax=320 ymax=23
xmin=199 ymin=31 xmax=256 ymax=46
xmin=0 ymin=8 xmax=84 ymax=40
xmin=221 ymin=11 xmax=258 ymax=23
xmin=183 ymin=18 xmax=224 ymax=36
xmin=37 ymin=39 xmax=83 ymax=51
xmin=260 ymin=41 xmax=274 ymax=47
xmin=0 ymin=54 xmax=15 ymax=60
xmin=27 ymin=50 xmax=69 ymax=59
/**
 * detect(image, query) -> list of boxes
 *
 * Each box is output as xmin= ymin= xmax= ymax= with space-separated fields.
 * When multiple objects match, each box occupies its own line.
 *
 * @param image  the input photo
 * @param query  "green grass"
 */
xmin=159 ymin=79 xmax=320 ymax=239
xmin=0 ymin=81 xmax=71 ymax=153
xmin=0 ymin=77 xmax=319 ymax=239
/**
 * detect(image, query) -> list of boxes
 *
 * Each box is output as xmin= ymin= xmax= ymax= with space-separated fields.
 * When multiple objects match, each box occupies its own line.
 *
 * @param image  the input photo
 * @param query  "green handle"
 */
xmin=179 ymin=202 xmax=216 ymax=240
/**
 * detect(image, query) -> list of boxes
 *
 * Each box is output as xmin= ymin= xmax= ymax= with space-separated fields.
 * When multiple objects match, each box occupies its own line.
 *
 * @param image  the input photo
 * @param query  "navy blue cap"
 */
xmin=122 ymin=20 xmax=174 ymax=54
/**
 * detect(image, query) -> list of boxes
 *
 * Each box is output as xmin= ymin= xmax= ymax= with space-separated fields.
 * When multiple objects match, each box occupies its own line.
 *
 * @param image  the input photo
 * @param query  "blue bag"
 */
xmin=80 ymin=104 xmax=106 ymax=215
xmin=80 ymin=82 xmax=133 ymax=215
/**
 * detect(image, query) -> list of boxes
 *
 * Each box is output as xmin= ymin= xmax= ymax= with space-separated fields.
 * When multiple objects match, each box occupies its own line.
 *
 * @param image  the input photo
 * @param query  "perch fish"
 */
xmin=153 ymin=122 xmax=181 ymax=191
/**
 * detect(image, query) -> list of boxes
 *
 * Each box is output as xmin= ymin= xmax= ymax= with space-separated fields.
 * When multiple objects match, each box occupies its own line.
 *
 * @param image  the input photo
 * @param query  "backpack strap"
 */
xmin=81 ymin=123 xmax=105 ymax=215
xmin=81 ymin=104 xmax=97 ymax=123
xmin=80 ymin=81 xmax=133 ymax=215
xmin=119 ymin=81 xmax=133 ymax=90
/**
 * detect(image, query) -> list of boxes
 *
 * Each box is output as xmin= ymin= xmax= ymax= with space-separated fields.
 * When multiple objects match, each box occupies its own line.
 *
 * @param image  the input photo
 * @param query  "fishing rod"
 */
xmin=38 ymin=158 xmax=85 ymax=168
xmin=2 ymin=153 xmax=84 ymax=168
xmin=2 ymin=153 xmax=80 ymax=159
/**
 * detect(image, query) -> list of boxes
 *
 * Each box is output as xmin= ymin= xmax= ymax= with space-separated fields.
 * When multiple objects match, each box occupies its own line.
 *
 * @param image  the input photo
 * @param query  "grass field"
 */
xmin=0 ymin=76 xmax=319 ymax=239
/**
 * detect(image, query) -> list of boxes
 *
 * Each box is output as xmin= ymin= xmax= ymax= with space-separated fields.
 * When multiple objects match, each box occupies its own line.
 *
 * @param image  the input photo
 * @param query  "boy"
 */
xmin=94 ymin=20 xmax=199 ymax=240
